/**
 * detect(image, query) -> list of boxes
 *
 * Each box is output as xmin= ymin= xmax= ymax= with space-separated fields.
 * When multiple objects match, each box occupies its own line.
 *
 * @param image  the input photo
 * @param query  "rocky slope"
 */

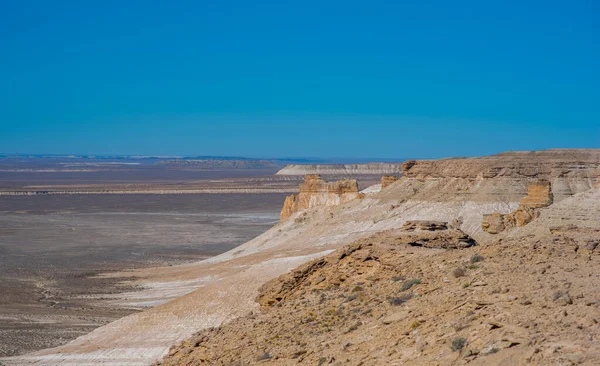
xmin=276 ymin=163 xmax=404 ymax=176
xmin=7 ymin=149 xmax=599 ymax=365
xmin=159 ymin=211 xmax=600 ymax=365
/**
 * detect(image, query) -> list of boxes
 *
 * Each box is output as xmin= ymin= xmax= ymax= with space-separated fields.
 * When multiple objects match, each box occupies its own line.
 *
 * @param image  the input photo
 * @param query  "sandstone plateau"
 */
xmin=6 ymin=149 xmax=600 ymax=366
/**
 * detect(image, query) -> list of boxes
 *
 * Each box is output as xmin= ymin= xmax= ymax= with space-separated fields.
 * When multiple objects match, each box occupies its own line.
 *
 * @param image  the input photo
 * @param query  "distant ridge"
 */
xmin=276 ymin=162 xmax=405 ymax=176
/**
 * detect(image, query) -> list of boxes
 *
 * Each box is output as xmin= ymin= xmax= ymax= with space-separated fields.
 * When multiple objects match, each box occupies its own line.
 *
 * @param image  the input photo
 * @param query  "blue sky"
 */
xmin=1 ymin=0 xmax=598 ymax=158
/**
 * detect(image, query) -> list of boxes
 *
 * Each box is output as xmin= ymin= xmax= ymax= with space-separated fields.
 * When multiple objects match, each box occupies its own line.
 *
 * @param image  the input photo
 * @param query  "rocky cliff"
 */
xmin=519 ymin=181 xmax=554 ymax=208
xmin=482 ymin=181 xmax=554 ymax=234
xmin=401 ymin=149 xmax=600 ymax=201
xmin=280 ymin=175 xmax=361 ymax=220
xmin=277 ymin=163 xmax=404 ymax=176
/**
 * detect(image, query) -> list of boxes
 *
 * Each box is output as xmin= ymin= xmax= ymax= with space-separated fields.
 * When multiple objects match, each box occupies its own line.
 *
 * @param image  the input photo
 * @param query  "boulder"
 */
xmin=482 ymin=213 xmax=506 ymax=234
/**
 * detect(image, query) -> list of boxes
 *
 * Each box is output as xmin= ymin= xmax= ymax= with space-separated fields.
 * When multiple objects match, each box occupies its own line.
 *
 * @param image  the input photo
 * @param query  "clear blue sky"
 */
xmin=1 ymin=0 xmax=598 ymax=159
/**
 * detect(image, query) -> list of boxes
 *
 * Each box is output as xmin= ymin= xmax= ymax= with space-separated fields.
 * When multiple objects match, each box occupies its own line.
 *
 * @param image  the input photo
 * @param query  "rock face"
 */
xmin=401 ymin=149 xmax=600 ymax=201
xmin=482 ymin=181 xmax=552 ymax=234
xmin=520 ymin=180 xmax=553 ymax=208
xmin=381 ymin=175 xmax=399 ymax=189
xmin=280 ymin=175 xmax=360 ymax=220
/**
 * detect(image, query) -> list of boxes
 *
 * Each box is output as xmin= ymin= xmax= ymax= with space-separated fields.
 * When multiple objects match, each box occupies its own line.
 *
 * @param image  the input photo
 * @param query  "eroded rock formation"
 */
xmin=280 ymin=175 xmax=360 ymax=220
xmin=520 ymin=181 xmax=554 ymax=208
xmin=482 ymin=181 xmax=553 ymax=234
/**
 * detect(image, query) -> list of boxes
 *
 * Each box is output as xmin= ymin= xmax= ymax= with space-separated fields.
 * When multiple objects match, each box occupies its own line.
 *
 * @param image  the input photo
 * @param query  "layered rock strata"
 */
xmin=401 ymin=149 xmax=600 ymax=201
xmin=280 ymin=175 xmax=360 ymax=220
xmin=482 ymin=181 xmax=553 ymax=234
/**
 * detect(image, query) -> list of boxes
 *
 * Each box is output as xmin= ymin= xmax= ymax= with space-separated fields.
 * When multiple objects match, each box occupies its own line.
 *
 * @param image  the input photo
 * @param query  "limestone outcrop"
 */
xmin=520 ymin=181 xmax=553 ymax=208
xmin=280 ymin=175 xmax=360 ymax=220
xmin=400 ymin=150 xmax=599 ymax=201
xmin=381 ymin=175 xmax=399 ymax=189
xmin=400 ymin=150 xmax=600 ymax=180
xmin=482 ymin=181 xmax=553 ymax=234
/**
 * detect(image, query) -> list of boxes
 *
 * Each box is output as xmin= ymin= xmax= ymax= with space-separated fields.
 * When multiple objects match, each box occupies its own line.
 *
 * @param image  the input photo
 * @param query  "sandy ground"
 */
xmin=0 ymin=193 xmax=286 ymax=357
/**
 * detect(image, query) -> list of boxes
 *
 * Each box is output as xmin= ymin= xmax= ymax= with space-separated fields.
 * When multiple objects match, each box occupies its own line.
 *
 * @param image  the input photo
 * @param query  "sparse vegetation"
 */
xmin=470 ymin=254 xmax=485 ymax=263
xmin=400 ymin=279 xmax=421 ymax=292
xmin=391 ymin=275 xmax=404 ymax=282
xmin=453 ymin=267 xmax=466 ymax=277
xmin=451 ymin=337 xmax=467 ymax=352
xmin=388 ymin=293 xmax=413 ymax=306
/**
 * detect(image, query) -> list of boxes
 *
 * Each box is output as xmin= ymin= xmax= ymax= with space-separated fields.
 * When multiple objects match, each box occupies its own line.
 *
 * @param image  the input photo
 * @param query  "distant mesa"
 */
xmin=276 ymin=163 xmax=404 ymax=176
xmin=280 ymin=175 xmax=360 ymax=220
